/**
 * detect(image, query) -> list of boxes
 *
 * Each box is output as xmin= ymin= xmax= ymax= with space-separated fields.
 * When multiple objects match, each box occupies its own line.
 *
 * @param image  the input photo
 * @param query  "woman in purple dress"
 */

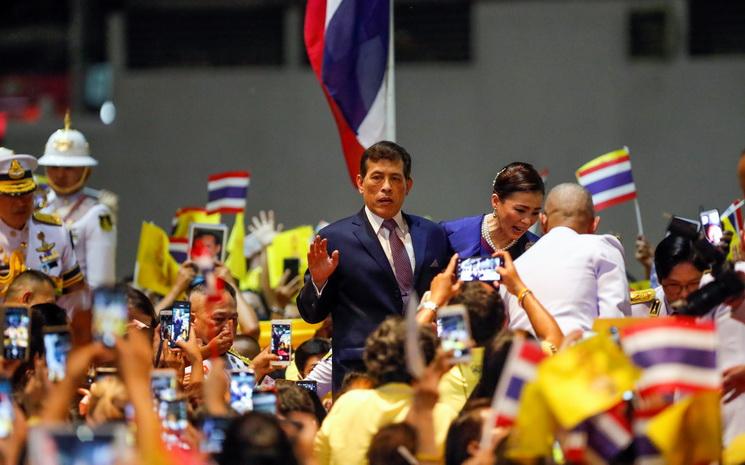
xmin=443 ymin=162 xmax=545 ymax=260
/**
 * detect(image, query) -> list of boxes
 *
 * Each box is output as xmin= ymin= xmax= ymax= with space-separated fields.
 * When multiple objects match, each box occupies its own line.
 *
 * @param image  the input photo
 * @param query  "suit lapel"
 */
xmin=352 ymin=210 xmax=398 ymax=284
xmin=405 ymin=213 xmax=429 ymax=281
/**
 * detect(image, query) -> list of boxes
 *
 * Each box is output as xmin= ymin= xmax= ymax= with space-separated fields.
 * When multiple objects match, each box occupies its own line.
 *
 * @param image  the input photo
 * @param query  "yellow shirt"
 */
xmin=315 ymin=383 xmax=458 ymax=465
xmin=437 ymin=347 xmax=484 ymax=413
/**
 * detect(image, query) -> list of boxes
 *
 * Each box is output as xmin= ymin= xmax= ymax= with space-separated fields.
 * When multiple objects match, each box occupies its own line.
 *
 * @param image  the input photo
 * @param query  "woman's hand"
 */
xmin=493 ymin=250 xmax=526 ymax=296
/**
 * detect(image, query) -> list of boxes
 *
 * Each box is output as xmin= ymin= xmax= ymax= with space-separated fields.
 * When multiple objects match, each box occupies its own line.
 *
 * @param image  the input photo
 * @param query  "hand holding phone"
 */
xmin=168 ymin=301 xmax=191 ymax=349
xmin=700 ymin=209 xmax=723 ymax=245
xmin=270 ymin=320 xmax=292 ymax=367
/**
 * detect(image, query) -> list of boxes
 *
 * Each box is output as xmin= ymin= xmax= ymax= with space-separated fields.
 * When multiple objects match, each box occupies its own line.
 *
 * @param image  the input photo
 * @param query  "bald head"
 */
xmin=540 ymin=183 xmax=598 ymax=234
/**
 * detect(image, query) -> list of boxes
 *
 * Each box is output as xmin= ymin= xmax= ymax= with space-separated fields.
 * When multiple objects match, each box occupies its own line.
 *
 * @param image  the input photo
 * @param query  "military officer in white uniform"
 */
xmin=37 ymin=115 xmax=116 ymax=287
xmin=0 ymin=148 xmax=84 ymax=297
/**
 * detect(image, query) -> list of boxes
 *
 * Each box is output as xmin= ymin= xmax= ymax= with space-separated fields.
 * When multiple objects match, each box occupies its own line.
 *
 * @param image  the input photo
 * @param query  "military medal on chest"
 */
xmin=35 ymin=231 xmax=60 ymax=273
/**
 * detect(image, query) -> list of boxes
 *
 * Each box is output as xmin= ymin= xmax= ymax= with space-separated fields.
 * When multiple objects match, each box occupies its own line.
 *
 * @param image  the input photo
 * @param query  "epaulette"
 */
xmin=630 ymin=288 xmax=657 ymax=305
xmin=32 ymin=211 xmax=62 ymax=226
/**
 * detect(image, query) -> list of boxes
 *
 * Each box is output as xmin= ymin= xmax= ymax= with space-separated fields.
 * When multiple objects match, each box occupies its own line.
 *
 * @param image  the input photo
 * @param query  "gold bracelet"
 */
xmin=517 ymin=288 xmax=532 ymax=306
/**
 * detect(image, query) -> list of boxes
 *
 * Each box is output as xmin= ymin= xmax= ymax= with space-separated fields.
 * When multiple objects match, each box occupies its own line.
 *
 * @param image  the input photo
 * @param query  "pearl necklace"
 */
xmin=481 ymin=214 xmax=518 ymax=252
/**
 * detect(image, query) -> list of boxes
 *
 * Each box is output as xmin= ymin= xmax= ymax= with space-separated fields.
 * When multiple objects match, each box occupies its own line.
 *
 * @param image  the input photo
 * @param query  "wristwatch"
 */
xmin=418 ymin=300 xmax=439 ymax=313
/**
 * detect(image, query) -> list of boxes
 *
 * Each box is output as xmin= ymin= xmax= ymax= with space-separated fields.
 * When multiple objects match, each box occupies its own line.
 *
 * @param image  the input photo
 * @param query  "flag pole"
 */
xmin=634 ymin=198 xmax=644 ymax=237
xmin=385 ymin=0 xmax=396 ymax=141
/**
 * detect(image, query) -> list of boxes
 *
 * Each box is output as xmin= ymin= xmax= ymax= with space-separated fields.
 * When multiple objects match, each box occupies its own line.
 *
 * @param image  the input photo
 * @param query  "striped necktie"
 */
xmin=382 ymin=219 xmax=413 ymax=303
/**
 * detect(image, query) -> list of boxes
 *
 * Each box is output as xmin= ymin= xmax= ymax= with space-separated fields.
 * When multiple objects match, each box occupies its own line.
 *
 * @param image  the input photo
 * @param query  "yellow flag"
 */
xmin=506 ymin=380 xmax=556 ymax=459
xmin=171 ymin=207 xmax=221 ymax=238
xmin=266 ymin=226 xmax=314 ymax=287
xmin=134 ymin=222 xmax=180 ymax=295
xmin=722 ymin=216 xmax=742 ymax=261
xmin=724 ymin=432 xmax=745 ymax=465
xmin=225 ymin=212 xmax=247 ymax=281
xmin=647 ymin=391 xmax=721 ymax=464
xmin=537 ymin=333 xmax=640 ymax=429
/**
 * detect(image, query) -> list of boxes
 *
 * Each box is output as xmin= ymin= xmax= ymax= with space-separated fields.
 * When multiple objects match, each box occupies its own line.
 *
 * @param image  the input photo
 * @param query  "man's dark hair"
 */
xmin=654 ymin=234 xmax=707 ymax=280
xmin=367 ymin=422 xmax=418 ymax=465
xmin=359 ymin=141 xmax=412 ymax=180
xmin=188 ymin=279 xmax=237 ymax=301
xmin=126 ymin=286 xmax=156 ymax=327
xmin=450 ymin=282 xmax=505 ymax=346
xmin=444 ymin=399 xmax=491 ymax=465
xmin=492 ymin=162 xmax=545 ymax=200
xmin=217 ymin=412 xmax=299 ymax=465
xmin=294 ymin=338 xmax=331 ymax=375
xmin=6 ymin=270 xmax=56 ymax=301
xmin=194 ymin=230 xmax=222 ymax=245
xmin=467 ymin=330 xmax=515 ymax=402
xmin=363 ymin=316 xmax=437 ymax=386
xmin=276 ymin=382 xmax=315 ymax=416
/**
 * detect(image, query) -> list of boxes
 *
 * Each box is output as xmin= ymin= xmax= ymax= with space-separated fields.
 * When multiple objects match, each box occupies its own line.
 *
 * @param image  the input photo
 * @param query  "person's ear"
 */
xmin=405 ymin=178 xmax=413 ymax=195
xmin=21 ymin=291 xmax=32 ymax=305
xmin=590 ymin=216 xmax=601 ymax=233
xmin=356 ymin=174 xmax=364 ymax=194
xmin=466 ymin=439 xmax=480 ymax=457
xmin=491 ymin=193 xmax=500 ymax=211
xmin=540 ymin=213 xmax=548 ymax=234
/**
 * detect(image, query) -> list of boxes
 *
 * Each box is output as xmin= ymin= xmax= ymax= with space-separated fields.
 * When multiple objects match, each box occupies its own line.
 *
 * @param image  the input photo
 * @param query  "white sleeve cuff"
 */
xmin=312 ymin=279 xmax=327 ymax=296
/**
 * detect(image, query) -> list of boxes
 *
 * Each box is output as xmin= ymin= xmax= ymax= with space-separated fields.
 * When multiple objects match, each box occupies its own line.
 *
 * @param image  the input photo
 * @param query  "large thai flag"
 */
xmin=576 ymin=147 xmax=637 ymax=211
xmin=305 ymin=0 xmax=391 ymax=185
xmin=207 ymin=171 xmax=250 ymax=214
xmin=490 ymin=337 xmax=546 ymax=427
xmin=620 ymin=318 xmax=718 ymax=397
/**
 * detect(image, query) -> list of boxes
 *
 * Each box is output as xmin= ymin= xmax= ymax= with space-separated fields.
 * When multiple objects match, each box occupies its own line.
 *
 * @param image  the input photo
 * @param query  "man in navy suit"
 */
xmin=297 ymin=141 xmax=450 ymax=392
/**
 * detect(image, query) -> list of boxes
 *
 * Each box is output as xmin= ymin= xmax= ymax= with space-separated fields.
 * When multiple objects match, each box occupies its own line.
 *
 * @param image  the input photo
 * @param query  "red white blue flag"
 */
xmin=304 ymin=0 xmax=391 ymax=185
xmin=207 ymin=171 xmax=250 ymax=214
xmin=168 ymin=237 xmax=188 ymax=264
xmin=576 ymin=147 xmax=637 ymax=211
xmin=563 ymin=401 xmax=633 ymax=463
xmin=620 ymin=318 xmax=718 ymax=397
xmin=722 ymin=199 xmax=745 ymax=234
xmin=490 ymin=337 xmax=546 ymax=427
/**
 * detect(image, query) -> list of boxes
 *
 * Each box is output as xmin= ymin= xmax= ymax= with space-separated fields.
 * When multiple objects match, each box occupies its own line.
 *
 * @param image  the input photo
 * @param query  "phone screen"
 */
xmin=46 ymin=428 xmax=120 ymax=465
xmin=3 ymin=307 xmax=29 ymax=360
xmin=158 ymin=399 xmax=188 ymax=432
xmin=93 ymin=288 xmax=128 ymax=347
xmin=438 ymin=312 xmax=471 ymax=362
xmin=271 ymin=322 xmax=291 ymax=364
xmin=700 ymin=209 xmax=723 ymax=245
xmin=44 ymin=331 xmax=71 ymax=382
xmin=200 ymin=416 xmax=231 ymax=454
xmin=0 ymin=378 xmax=13 ymax=438
xmin=457 ymin=257 xmax=501 ymax=282
xmin=296 ymin=380 xmax=317 ymax=394
xmin=229 ymin=370 xmax=255 ymax=414
xmin=169 ymin=301 xmax=190 ymax=348
xmin=151 ymin=370 xmax=177 ymax=401
xmin=251 ymin=391 xmax=277 ymax=414
xmin=283 ymin=258 xmax=300 ymax=282
xmin=159 ymin=310 xmax=172 ymax=342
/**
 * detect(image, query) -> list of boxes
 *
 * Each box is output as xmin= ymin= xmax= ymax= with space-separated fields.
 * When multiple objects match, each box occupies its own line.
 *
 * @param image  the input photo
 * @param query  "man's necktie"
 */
xmin=382 ymin=219 xmax=413 ymax=303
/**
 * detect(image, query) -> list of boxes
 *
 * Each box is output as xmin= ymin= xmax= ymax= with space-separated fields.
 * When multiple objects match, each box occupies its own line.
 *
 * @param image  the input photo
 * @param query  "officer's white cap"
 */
xmin=38 ymin=128 xmax=98 ymax=167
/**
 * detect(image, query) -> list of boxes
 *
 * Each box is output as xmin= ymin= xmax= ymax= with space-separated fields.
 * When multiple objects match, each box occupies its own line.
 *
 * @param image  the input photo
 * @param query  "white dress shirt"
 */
xmin=503 ymin=226 xmax=631 ymax=335
xmin=363 ymin=206 xmax=416 ymax=275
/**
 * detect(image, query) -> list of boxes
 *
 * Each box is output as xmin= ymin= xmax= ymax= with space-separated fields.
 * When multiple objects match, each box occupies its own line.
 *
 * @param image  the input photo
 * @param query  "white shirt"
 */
xmin=363 ymin=206 xmax=416 ymax=276
xmin=504 ymin=226 xmax=631 ymax=334
xmin=42 ymin=191 xmax=116 ymax=287
xmin=700 ymin=264 xmax=745 ymax=446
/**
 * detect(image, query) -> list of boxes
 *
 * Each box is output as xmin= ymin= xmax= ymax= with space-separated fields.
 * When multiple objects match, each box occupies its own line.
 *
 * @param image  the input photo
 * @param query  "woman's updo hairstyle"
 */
xmin=492 ymin=162 xmax=545 ymax=200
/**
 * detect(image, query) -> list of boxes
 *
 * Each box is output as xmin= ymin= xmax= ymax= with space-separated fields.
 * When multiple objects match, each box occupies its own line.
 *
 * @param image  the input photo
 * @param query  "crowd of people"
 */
xmin=0 ymin=122 xmax=744 ymax=465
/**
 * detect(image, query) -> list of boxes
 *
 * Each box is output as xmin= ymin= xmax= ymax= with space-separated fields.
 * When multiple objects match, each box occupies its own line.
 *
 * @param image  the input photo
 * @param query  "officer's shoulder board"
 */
xmin=32 ymin=211 xmax=63 ymax=226
xmin=630 ymin=288 xmax=662 ymax=317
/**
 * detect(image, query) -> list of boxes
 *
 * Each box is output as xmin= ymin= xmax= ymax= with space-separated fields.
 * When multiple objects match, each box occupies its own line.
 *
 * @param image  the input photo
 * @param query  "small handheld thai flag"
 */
xmin=563 ymin=401 xmax=633 ymax=463
xmin=304 ymin=0 xmax=391 ymax=185
xmin=576 ymin=147 xmax=637 ymax=211
xmin=207 ymin=171 xmax=250 ymax=215
xmin=168 ymin=237 xmax=188 ymax=264
xmin=722 ymin=199 xmax=745 ymax=234
xmin=620 ymin=318 xmax=718 ymax=397
xmin=490 ymin=337 xmax=546 ymax=427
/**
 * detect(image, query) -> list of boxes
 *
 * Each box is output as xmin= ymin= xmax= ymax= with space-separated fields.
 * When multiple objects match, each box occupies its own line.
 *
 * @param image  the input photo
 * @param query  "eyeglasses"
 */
xmin=661 ymin=281 xmax=700 ymax=295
